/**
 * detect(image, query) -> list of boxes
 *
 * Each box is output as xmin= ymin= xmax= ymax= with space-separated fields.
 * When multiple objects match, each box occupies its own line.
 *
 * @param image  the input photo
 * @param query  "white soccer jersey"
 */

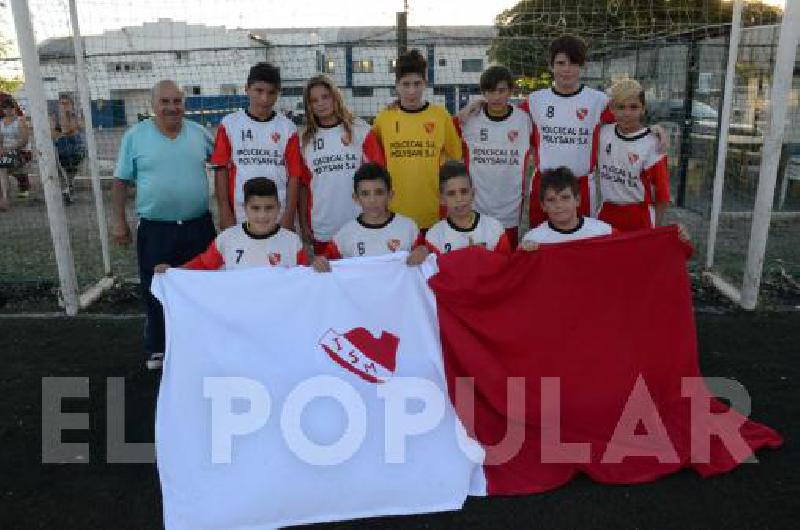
xmin=425 ymin=212 xmax=510 ymax=254
xmin=185 ymin=224 xmax=307 ymax=270
xmin=211 ymin=110 xmax=305 ymax=223
xmin=457 ymin=106 xmax=532 ymax=228
xmin=300 ymin=119 xmax=385 ymax=242
xmin=329 ymin=213 xmax=420 ymax=258
xmin=597 ymin=125 xmax=670 ymax=205
xmin=522 ymin=216 xmax=613 ymax=245
xmin=521 ymin=85 xmax=612 ymax=213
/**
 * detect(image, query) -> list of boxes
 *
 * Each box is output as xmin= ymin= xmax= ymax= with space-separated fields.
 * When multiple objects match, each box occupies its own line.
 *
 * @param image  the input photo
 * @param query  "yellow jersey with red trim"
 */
xmin=372 ymin=103 xmax=462 ymax=228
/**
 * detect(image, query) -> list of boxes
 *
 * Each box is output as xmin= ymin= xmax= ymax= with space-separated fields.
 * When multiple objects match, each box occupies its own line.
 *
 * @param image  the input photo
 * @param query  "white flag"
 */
xmin=152 ymin=254 xmax=485 ymax=530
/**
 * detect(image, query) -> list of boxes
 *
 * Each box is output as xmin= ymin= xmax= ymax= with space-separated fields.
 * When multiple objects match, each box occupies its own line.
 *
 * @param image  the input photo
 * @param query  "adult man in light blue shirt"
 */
xmin=112 ymin=80 xmax=216 ymax=369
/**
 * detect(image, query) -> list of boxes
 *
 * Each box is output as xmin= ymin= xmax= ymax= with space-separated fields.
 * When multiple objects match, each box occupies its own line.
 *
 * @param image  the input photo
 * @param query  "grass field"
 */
xmin=0 ymin=311 xmax=796 ymax=529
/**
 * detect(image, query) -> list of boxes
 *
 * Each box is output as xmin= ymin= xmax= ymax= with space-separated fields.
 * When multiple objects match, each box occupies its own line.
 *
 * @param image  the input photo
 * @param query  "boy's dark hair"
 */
xmin=479 ymin=65 xmax=514 ymax=92
xmin=395 ymin=49 xmax=427 ymax=81
xmin=0 ymin=96 xmax=15 ymax=109
xmin=539 ymin=167 xmax=580 ymax=201
xmin=353 ymin=162 xmax=391 ymax=193
xmin=439 ymin=161 xmax=472 ymax=190
xmin=549 ymin=35 xmax=588 ymax=67
xmin=243 ymin=177 xmax=279 ymax=202
xmin=247 ymin=62 xmax=281 ymax=88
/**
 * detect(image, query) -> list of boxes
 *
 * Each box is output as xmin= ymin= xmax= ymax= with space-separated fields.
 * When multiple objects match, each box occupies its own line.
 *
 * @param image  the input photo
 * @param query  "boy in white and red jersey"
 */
xmin=155 ymin=177 xmax=307 ymax=272
xmin=597 ymin=79 xmax=670 ymax=231
xmin=211 ymin=62 xmax=305 ymax=230
xmin=520 ymin=167 xmax=613 ymax=249
xmin=312 ymin=163 xmax=428 ymax=271
xmin=425 ymin=161 xmax=511 ymax=255
xmin=454 ymin=65 xmax=532 ymax=249
xmin=519 ymin=35 xmax=615 ymax=227
xmin=297 ymin=75 xmax=385 ymax=256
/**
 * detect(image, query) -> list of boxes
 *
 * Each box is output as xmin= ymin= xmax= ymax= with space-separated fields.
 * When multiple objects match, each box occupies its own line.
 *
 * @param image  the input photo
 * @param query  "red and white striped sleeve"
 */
xmin=284 ymin=132 xmax=305 ymax=179
xmin=183 ymin=240 xmax=225 ymax=270
xmin=362 ymin=130 xmax=386 ymax=167
xmin=209 ymin=124 xmax=232 ymax=167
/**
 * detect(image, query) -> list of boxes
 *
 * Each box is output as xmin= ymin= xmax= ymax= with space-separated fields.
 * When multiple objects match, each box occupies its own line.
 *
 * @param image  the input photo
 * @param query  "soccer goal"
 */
xmin=1 ymin=0 xmax=797 ymax=311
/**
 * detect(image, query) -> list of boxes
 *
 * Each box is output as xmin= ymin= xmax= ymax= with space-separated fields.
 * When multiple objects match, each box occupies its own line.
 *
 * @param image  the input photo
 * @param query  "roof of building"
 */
xmin=38 ymin=21 xmax=496 ymax=60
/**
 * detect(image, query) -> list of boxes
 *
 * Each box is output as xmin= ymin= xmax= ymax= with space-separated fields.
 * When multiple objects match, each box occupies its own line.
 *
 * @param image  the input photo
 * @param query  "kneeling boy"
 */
xmin=155 ymin=177 xmax=307 ymax=271
xmin=313 ymin=163 xmax=428 ymax=271
xmin=520 ymin=167 xmax=613 ymax=250
xmin=425 ymin=161 xmax=511 ymax=255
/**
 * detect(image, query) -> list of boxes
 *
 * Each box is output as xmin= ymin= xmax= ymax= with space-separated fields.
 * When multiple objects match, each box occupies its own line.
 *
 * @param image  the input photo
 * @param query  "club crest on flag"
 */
xmin=628 ymin=152 xmax=640 ymax=164
xmin=387 ymin=239 xmax=401 ymax=252
xmin=423 ymin=122 xmax=436 ymax=134
xmin=319 ymin=327 xmax=399 ymax=383
xmin=576 ymin=107 xmax=588 ymax=120
xmin=268 ymin=252 xmax=281 ymax=265
xmin=507 ymin=130 xmax=519 ymax=142
xmin=271 ymin=132 xmax=281 ymax=143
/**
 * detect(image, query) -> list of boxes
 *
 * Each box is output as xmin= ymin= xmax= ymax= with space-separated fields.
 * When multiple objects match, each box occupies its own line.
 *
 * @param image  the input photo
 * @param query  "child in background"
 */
xmin=212 ymin=62 xmax=304 ymax=230
xmin=372 ymin=49 xmax=462 ymax=230
xmin=155 ymin=177 xmax=307 ymax=272
xmin=454 ymin=65 xmax=531 ymax=249
xmin=596 ymin=78 xmax=670 ymax=231
xmin=519 ymin=35 xmax=614 ymax=227
xmin=297 ymin=75 xmax=385 ymax=256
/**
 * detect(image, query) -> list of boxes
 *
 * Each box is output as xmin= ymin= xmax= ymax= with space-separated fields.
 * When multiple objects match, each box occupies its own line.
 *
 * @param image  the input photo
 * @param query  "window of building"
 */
xmin=389 ymin=59 xmax=397 ymax=74
xmin=461 ymin=59 xmax=483 ymax=73
xmin=42 ymin=76 xmax=57 ymax=82
xmin=353 ymin=59 xmax=374 ymax=73
xmin=282 ymin=86 xmax=304 ymax=97
xmin=184 ymin=85 xmax=201 ymax=96
xmin=220 ymin=84 xmax=238 ymax=96
xmin=325 ymin=59 xmax=335 ymax=74
xmin=352 ymin=86 xmax=374 ymax=97
xmin=439 ymin=58 xmax=447 ymax=67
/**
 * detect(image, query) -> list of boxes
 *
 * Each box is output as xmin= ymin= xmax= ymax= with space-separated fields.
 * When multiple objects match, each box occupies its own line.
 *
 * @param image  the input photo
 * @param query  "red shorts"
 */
xmin=504 ymin=227 xmax=519 ymax=250
xmin=597 ymin=203 xmax=653 ymax=232
xmin=529 ymin=172 xmax=591 ymax=228
xmin=312 ymin=240 xmax=330 ymax=257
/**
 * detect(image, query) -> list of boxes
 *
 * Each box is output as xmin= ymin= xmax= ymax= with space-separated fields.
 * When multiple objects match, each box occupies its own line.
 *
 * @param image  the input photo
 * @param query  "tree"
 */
xmin=0 ymin=35 xmax=23 ymax=95
xmin=489 ymin=0 xmax=783 ymax=79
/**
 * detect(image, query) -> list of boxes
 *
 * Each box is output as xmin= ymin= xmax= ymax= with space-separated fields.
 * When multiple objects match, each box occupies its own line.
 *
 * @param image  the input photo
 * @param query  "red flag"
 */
xmin=429 ymin=227 xmax=782 ymax=495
